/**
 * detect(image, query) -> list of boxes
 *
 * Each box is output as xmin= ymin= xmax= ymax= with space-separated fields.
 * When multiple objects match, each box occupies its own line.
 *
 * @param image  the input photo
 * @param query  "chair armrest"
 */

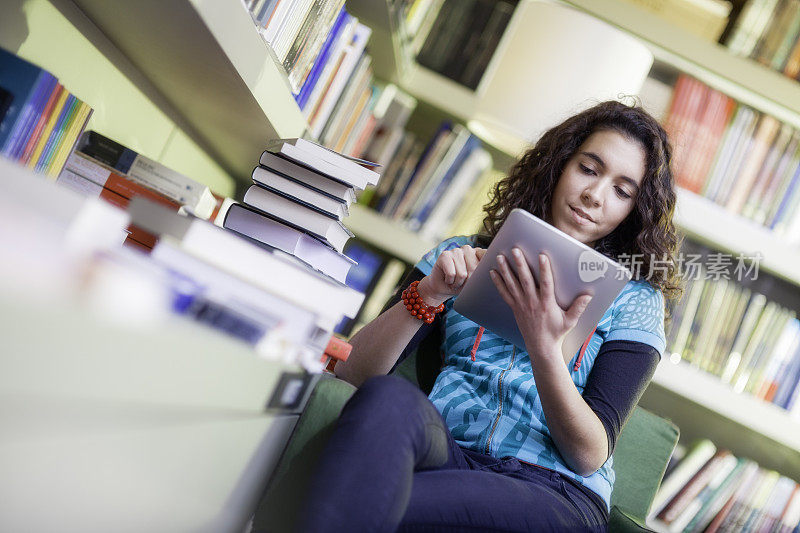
xmin=251 ymin=375 xmax=356 ymax=532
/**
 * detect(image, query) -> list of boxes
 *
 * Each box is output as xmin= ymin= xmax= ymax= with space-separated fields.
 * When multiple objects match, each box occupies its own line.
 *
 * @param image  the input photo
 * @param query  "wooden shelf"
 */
xmin=70 ymin=0 xmax=308 ymax=183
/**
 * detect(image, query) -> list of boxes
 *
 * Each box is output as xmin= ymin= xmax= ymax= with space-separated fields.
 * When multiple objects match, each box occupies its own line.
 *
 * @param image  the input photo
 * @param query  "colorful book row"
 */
xmin=243 ymin=0 xmax=375 ymax=141
xmin=0 ymin=48 xmax=92 ymax=178
xmin=365 ymin=121 xmax=493 ymax=240
xmin=725 ymin=0 xmax=800 ymax=82
xmin=666 ymin=270 xmax=800 ymax=413
xmin=665 ymin=74 xmax=800 ymax=245
xmin=650 ymin=439 xmax=800 ymax=533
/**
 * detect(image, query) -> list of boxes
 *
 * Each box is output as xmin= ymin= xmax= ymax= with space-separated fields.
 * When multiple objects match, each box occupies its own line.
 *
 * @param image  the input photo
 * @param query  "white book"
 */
xmin=261 ymin=0 xmax=299 ymax=45
xmin=243 ymin=184 xmax=353 ymax=251
xmin=128 ymin=197 xmax=364 ymax=319
xmin=308 ymin=22 xmax=372 ymax=140
xmin=649 ymin=440 xmax=717 ymax=518
xmin=212 ymin=197 xmax=236 ymax=228
xmin=265 ymin=142 xmax=369 ymax=190
xmin=666 ymin=454 xmax=739 ymax=533
xmin=223 ymin=203 xmax=355 ymax=283
xmin=72 ymin=138 xmax=216 ymax=219
xmin=150 ymin=239 xmax=325 ymax=340
xmin=265 ymin=136 xmax=380 ymax=188
xmin=419 ymin=148 xmax=492 ymax=239
xmin=258 ymin=151 xmax=356 ymax=203
xmin=251 ymin=165 xmax=348 ymax=218
xmin=779 ymin=481 xmax=800 ymax=529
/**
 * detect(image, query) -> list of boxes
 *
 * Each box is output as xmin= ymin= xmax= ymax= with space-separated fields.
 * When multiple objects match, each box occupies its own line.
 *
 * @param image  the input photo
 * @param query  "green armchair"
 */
xmin=252 ymin=353 xmax=679 ymax=532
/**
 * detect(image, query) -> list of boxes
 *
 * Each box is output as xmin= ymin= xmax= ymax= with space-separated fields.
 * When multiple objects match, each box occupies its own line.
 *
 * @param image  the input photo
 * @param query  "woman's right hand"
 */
xmin=417 ymin=245 xmax=487 ymax=306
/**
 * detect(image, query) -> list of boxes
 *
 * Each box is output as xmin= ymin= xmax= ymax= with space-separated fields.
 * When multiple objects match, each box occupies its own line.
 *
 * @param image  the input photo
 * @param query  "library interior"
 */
xmin=2 ymin=0 xmax=800 ymax=531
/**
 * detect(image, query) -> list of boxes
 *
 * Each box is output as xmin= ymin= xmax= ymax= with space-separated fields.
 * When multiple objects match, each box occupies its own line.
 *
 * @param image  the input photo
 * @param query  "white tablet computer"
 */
xmin=453 ymin=208 xmax=632 ymax=361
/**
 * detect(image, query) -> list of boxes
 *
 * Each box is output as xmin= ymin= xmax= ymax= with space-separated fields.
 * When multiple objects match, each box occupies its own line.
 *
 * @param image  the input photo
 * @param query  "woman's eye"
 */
xmin=615 ymin=186 xmax=631 ymax=199
xmin=579 ymin=163 xmax=596 ymax=175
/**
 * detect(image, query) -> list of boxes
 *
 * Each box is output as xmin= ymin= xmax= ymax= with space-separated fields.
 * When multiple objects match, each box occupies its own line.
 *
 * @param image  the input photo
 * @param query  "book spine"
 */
xmin=35 ymin=94 xmax=77 ymax=173
xmin=19 ymin=83 xmax=62 ymax=165
xmin=3 ymin=71 xmax=52 ymax=158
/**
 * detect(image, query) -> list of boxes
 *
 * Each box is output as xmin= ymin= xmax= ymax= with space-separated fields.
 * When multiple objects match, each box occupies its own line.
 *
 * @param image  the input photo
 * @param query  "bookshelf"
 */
xmin=349 ymin=204 xmax=436 ymax=264
xmin=349 ymin=188 xmax=800 ymax=291
xmin=648 ymin=360 xmax=800 ymax=453
xmin=355 ymin=0 xmax=800 ymax=133
xmin=68 ymin=0 xmax=309 ymax=182
xmin=644 ymin=360 xmax=800 ymax=479
xmin=24 ymin=0 xmax=800 ymax=489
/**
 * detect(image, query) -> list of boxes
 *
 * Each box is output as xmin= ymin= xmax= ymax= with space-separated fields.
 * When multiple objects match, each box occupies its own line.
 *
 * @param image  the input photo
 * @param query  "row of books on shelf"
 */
xmin=724 ymin=0 xmax=800 ymax=81
xmin=243 ymin=0 xmax=375 ymax=142
xmin=665 ymin=270 xmax=800 ymax=414
xmin=362 ymin=121 xmax=494 ymax=240
xmin=414 ymin=0 xmax=517 ymax=90
xmin=649 ymin=439 xmax=800 ymax=533
xmin=664 ymin=74 xmax=800 ymax=244
xmin=48 ymin=131 xmax=385 ymax=370
xmin=0 ymin=47 xmax=92 ymax=178
xmin=394 ymin=0 xmax=444 ymax=59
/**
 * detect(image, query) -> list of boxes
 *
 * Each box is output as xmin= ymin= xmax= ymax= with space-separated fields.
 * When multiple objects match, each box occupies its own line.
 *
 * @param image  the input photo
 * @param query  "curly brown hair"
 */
xmin=481 ymin=100 xmax=684 ymax=304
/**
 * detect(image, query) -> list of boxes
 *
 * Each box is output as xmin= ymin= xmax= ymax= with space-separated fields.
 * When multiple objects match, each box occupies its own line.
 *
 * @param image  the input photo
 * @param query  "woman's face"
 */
xmin=549 ymin=129 xmax=646 ymax=248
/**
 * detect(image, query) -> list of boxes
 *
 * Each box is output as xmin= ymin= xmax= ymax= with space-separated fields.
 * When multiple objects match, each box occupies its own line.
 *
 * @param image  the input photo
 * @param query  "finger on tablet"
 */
xmin=452 ymin=249 xmax=468 ymax=284
xmin=475 ymin=248 xmax=487 ymax=260
xmin=538 ymin=253 xmax=555 ymax=301
xmin=496 ymin=254 xmax=522 ymax=300
xmin=490 ymin=269 xmax=514 ymax=306
xmin=442 ymin=253 xmax=456 ymax=285
xmin=463 ymin=246 xmax=479 ymax=274
xmin=512 ymin=248 xmax=536 ymax=294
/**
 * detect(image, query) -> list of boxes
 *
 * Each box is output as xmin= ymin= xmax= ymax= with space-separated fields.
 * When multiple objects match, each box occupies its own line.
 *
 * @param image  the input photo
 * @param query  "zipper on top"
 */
xmin=484 ymin=345 xmax=517 ymax=455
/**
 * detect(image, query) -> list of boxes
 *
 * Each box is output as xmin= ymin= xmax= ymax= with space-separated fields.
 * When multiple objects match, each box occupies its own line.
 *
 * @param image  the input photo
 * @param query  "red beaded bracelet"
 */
xmin=402 ymin=280 xmax=445 ymax=324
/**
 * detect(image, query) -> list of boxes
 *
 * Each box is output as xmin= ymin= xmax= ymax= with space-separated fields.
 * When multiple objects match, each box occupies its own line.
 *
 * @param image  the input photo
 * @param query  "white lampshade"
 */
xmin=467 ymin=1 xmax=654 ymax=156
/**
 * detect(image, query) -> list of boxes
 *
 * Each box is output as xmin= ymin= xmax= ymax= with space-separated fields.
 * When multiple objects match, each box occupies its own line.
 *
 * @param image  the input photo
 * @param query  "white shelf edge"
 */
xmin=347 ymin=204 xmax=436 ymax=264
xmin=71 ymin=0 xmax=309 ymax=182
xmin=651 ymin=360 xmax=800 ymax=452
xmin=189 ymin=0 xmax=308 ymax=138
xmin=350 ymin=189 xmax=800 ymax=289
xmin=673 ymin=188 xmax=800 ymax=286
xmin=558 ymin=0 xmax=800 ymax=131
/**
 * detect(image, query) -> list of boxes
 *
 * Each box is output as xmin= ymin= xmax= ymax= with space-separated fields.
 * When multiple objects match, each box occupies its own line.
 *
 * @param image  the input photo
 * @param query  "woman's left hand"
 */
xmin=490 ymin=247 xmax=592 ymax=364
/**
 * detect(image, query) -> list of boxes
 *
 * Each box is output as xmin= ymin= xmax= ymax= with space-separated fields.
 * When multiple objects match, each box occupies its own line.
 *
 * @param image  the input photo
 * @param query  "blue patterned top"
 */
xmin=415 ymin=235 xmax=666 ymax=510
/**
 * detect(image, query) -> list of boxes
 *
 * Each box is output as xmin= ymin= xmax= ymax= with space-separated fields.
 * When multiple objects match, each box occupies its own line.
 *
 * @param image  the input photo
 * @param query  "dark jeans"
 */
xmin=300 ymin=375 xmax=609 ymax=532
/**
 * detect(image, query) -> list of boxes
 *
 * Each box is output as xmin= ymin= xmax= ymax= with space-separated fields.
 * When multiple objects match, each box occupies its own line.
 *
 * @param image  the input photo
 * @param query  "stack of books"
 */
xmin=666 ymin=270 xmax=800 ymax=414
xmin=223 ymin=137 xmax=379 ymax=285
xmin=664 ymin=74 xmax=800 ymax=245
xmin=367 ymin=121 xmax=493 ymax=240
xmin=649 ymin=440 xmax=800 ymax=532
xmin=0 ymin=48 xmax=92 ymax=178
xmin=56 ymin=131 xmax=220 ymax=251
xmin=725 ymin=0 xmax=800 ymax=81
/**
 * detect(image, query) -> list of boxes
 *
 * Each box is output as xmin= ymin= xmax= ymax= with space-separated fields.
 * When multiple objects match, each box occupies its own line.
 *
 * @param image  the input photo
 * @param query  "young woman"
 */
xmin=301 ymin=100 xmax=683 ymax=532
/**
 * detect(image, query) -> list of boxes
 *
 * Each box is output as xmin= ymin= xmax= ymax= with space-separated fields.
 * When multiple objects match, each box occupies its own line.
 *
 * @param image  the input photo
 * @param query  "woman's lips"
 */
xmin=570 ymin=205 xmax=594 ymax=225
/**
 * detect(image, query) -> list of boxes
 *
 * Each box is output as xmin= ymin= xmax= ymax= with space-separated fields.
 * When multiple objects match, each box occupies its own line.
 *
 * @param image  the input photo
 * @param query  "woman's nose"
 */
xmin=582 ymin=184 xmax=603 ymax=207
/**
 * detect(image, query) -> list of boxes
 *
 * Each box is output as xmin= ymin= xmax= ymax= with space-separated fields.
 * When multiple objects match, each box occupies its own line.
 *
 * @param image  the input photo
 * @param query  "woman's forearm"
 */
xmin=529 ymin=348 xmax=609 ymax=477
xmin=334 ymin=300 xmax=428 ymax=387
